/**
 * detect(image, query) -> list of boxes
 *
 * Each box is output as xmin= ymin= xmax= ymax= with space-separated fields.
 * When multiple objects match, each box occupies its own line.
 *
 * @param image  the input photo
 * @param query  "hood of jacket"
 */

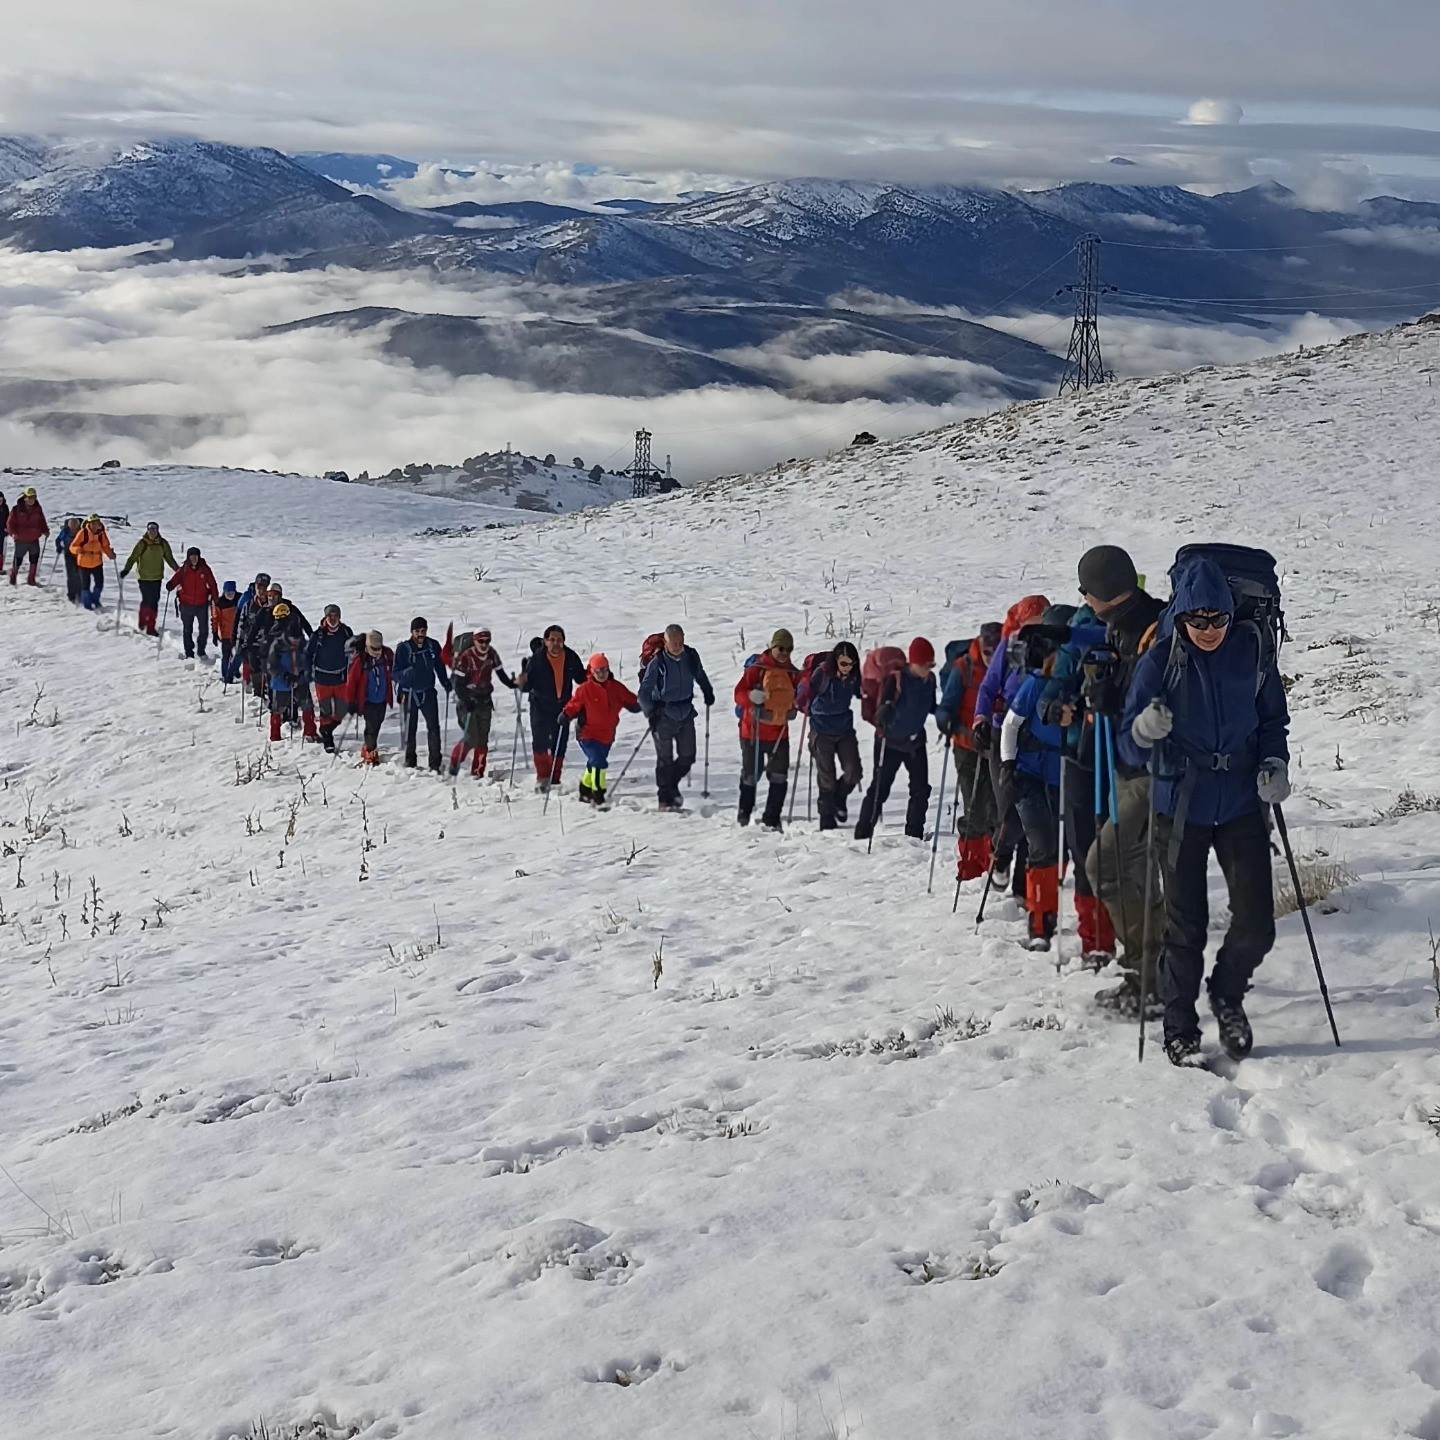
xmin=1002 ymin=594 xmax=1050 ymax=638
xmin=1170 ymin=557 xmax=1235 ymax=619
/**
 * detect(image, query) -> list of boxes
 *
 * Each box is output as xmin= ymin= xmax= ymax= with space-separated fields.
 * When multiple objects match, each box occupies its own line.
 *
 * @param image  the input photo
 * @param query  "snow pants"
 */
xmin=362 ymin=701 xmax=387 ymax=758
xmin=457 ymin=691 xmax=495 ymax=750
xmin=854 ymin=737 xmax=929 ymax=841
xmin=1013 ymin=771 xmax=1060 ymax=942
xmin=810 ymin=729 xmax=861 ymax=830
xmin=180 ymin=602 xmax=210 ymax=658
xmin=403 ymin=689 xmax=442 ymax=770
xmin=78 ymin=565 xmax=104 ymax=608
xmin=738 ymin=733 xmax=789 ymax=827
xmin=137 ymin=579 xmax=162 ymax=635
xmin=1062 ymin=766 xmax=1116 ymax=956
xmin=530 ymin=702 xmax=566 ymax=783
xmin=1086 ymin=770 xmax=1166 ymax=980
xmin=989 ymin=743 xmax=1028 ymax=896
xmin=653 ymin=712 xmax=697 ymax=807
xmin=9 ymin=540 xmax=40 ymax=584
xmin=269 ymin=682 xmax=317 ymax=741
xmin=1154 ymin=806 xmax=1275 ymax=1043
xmin=63 ymin=551 xmax=81 ymax=603
xmin=953 ymin=742 xmax=998 ymax=880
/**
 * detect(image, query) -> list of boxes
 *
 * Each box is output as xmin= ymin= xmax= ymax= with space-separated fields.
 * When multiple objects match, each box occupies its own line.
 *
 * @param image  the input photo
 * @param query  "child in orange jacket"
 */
xmin=563 ymin=653 xmax=640 ymax=805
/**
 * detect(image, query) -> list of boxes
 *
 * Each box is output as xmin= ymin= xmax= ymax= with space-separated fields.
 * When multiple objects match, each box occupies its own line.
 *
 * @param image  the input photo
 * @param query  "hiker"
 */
xmin=449 ymin=629 xmax=515 ymax=778
xmin=854 ymin=638 xmax=937 ymax=842
xmin=69 ymin=516 xmax=114 ymax=609
xmin=266 ymin=604 xmax=318 ymax=742
xmin=6 ymin=487 xmax=48 ymax=587
xmin=120 ymin=521 xmax=178 ymax=635
xmin=796 ymin=641 xmax=862 ymax=831
xmin=936 ymin=622 xmax=1003 ymax=878
xmin=346 ymin=630 xmax=394 ymax=765
xmin=1077 ymin=545 xmax=1167 ymax=1006
xmin=306 ymin=604 xmax=356 ymax=752
xmin=263 ymin=583 xmax=311 ymax=638
xmin=974 ymin=594 xmax=1049 ymax=897
xmin=166 ymin=546 xmax=219 ymax=658
xmin=0 ymin=490 xmax=7 ymax=573
xmin=735 ymin=629 xmax=800 ymax=829
xmin=238 ymin=588 xmax=280 ymax=700
xmin=393 ymin=616 xmax=451 ymax=772
xmin=638 ymin=624 xmax=715 ymax=810
xmin=516 ymin=624 xmax=586 ymax=788
xmin=1121 ymin=553 xmax=1290 ymax=1066
xmin=55 ymin=516 xmax=83 ymax=604
xmin=999 ymin=607 xmax=1076 ymax=951
xmin=1041 ymin=602 xmax=1119 ymax=969
xmin=213 ymin=580 xmax=240 ymax=679
xmin=228 ymin=573 xmax=270 ymax=684
xmin=563 ymin=654 xmax=641 ymax=805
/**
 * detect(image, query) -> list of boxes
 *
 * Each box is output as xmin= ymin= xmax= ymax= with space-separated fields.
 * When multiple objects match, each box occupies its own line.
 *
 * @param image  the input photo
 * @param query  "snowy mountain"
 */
xmin=3 ymin=321 xmax=1440 ymax=1438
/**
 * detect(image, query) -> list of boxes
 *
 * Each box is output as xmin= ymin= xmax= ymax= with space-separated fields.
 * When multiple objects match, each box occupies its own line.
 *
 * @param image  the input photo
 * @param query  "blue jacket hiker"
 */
xmin=393 ymin=616 xmax=451 ymax=772
xmin=638 ymin=625 xmax=715 ymax=810
xmin=798 ymin=641 xmax=863 ymax=831
xmin=853 ymin=638 xmax=936 ymax=843
xmin=1119 ymin=552 xmax=1292 ymax=1067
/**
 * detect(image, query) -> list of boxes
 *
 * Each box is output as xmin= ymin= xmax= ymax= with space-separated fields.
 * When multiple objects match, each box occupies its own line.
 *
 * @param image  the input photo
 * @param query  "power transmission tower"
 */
xmin=1057 ymin=234 xmax=1116 ymax=395
xmin=628 ymin=429 xmax=659 ymax=497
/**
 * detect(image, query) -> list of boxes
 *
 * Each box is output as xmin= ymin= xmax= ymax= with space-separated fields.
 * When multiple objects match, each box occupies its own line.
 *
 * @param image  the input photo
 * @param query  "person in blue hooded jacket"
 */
xmin=638 ymin=624 xmax=715 ymax=811
xmin=1120 ymin=555 xmax=1291 ymax=1067
xmin=853 ymin=638 xmax=936 ymax=843
xmin=394 ymin=616 xmax=452 ymax=772
xmin=800 ymin=640 xmax=863 ymax=831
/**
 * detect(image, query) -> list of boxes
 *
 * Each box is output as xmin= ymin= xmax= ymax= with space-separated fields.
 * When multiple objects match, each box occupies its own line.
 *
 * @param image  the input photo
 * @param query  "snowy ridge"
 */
xmin=3 ymin=324 xmax=1440 ymax=1438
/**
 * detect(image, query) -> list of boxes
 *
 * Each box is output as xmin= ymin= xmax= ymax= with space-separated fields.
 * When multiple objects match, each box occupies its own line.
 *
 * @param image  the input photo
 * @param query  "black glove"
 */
xmin=998 ymin=759 xmax=1017 ymax=785
xmin=875 ymin=701 xmax=896 ymax=732
xmin=972 ymin=717 xmax=993 ymax=752
xmin=934 ymin=711 xmax=954 ymax=737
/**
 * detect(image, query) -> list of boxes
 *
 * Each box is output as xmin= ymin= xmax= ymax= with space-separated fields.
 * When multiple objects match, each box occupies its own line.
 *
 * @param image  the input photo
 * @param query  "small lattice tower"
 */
xmin=1057 ymin=234 xmax=1115 ymax=395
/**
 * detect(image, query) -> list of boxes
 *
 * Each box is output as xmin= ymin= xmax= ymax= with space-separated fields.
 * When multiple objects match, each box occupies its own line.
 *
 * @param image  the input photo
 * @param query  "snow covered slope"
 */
xmin=4 ymin=324 xmax=1440 ymax=1440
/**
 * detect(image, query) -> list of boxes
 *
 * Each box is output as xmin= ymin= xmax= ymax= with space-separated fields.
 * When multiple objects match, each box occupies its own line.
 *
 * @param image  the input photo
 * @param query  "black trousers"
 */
xmin=63 ymin=552 xmax=81 ymax=602
xmin=855 ymin=738 xmax=929 ymax=840
xmin=988 ymin=743 xmax=1028 ymax=895
xmin=1157 ymin=806 xmax=1276 ymax=1041
xmin=738 ymin=733 xmax=789 ymax=825
xmin=403 ymin=690 xmax=442 ymax=769
xmin=654 ymin=712 xmax=698 ymax=804
xmin=180 ymin=603 xmax=210 ymax=657
xmin=811 ymin=730 xmax=862 ymax=829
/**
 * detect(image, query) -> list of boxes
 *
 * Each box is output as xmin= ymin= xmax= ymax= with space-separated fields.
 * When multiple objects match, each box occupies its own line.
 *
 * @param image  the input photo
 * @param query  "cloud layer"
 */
xmin=0 ymin=248 xmax=1369 ymax=485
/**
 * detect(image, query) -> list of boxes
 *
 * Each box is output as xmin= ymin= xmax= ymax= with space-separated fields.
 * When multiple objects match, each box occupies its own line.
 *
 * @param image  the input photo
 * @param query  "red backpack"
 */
xmin=860 ymin=646 xmax=907 ymax=726
xmin=793 ymin=651 xmax=831 ymax=715
xmin=639 ymin=632 xmax=666 ymax=674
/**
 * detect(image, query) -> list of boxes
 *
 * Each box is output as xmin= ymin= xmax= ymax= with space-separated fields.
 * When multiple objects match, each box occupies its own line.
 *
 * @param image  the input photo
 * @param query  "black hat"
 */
xmin=410 ymin=616 xmax=427 ymax=631
xmin=1077 ymin=545 xmax=1138 ymax=603
xmin=186 ymin=546 xmax=200 ymax=558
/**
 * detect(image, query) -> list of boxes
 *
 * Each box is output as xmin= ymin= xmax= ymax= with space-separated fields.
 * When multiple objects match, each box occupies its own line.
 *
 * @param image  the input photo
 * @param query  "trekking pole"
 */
xmin=1273 ymin=803 xmax=1341 ymax=1047
xmin=866 ymin=738 xmax=889 ymax=855
xmin=950 ymin=751 xmax=963 ymax=833
xmin=113 ymin=561 xmax=124 ymax=636
xmin=787 ymin=716 xmax=808 ymax=824
xmin=542 ymin=720 xmax=570 ymax=816
xmin=156 ymin=590 xmax=171 ymax=658
xmin=1055 ymin=757 xmax=1068 ymax=969
xmin=442 ymin=688 xmax=451 ymax=751
xmin=507 ymin=691 xmax=523 ymax=790
xmin=926 ymin=738 xmax=951 ymax=894
xmin=973 ymin=849 xmax=997 ymax=926
xmin=1137 ymin=745 xmax=1159 ymax=1062
xmin=608 ymin=726 xmax=653 ymax=801
xmin=806 ymin=750 xmax=814 ymax=822
xmin=701 ymin=706 xmax=711 ymax=797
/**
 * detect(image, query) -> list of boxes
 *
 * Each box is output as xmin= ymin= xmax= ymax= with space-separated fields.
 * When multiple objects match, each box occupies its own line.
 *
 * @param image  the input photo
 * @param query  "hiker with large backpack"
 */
xmin=1076 ymin=545 xmax=1168 ymax=1010
xmin=266 ymin=605 xmax=319 ymax=742
xmin=796 ymin=641 xmax=862 ymax=831
xmin=998 ymin=607 xmax=1076 ymax=951
xmin=346 ymin=630 xmax=394 ymax=765
xmin=1119 ymin=547 xmax=1291 ymax=1067
xmin=734 ymin=629 xmax=801 ymax=829
xmin=564 ymin=654 xmax=641 ymax=805
xmin=213 ymin=581 xmax=240 ymax=677
xmin=448 ymin=629 xmax=516 ymax=779
xmin=394 ymin=617 xmax=451 ymax=772
xmin=166 ymin=546 xmax=220 ymax=659
xmin=307 ymin=604 xmax=356 ymax=752
xmin=238 ymin=587 xmax=281 ymax=700
xmin=120 ymin=521 xmax=178 ymax=635
xmin=6 ymin=487 xmax=48 ymax=587
xmin=853 ymin=639 xmax=937 ymax=843
xmin=516 ymin=624 xmax=586 ymax=789
xmin=56 ymin=516 xmax=84 ymax=604
xmin=936 ymin=622 xmax=1003 ymax=879
xmin=638 ymin=624 xmax=715 ymax=811
xmin=973 ymin=595 xmax=1050 ymax=896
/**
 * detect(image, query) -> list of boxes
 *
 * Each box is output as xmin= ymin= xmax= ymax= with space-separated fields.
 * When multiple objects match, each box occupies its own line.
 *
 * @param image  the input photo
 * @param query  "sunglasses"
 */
xmin=774 ymin=645 xmax=793 ymax=654
xmin=1182 ymin=611 xmax=1232 ymax=632
xmin=836 ymin=657 xmax=855 ymax=668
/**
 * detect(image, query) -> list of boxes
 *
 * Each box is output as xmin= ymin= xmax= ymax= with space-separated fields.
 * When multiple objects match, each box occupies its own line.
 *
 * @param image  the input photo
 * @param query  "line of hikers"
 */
xmin=9 ymin=491 xmax=1294 ymax=1067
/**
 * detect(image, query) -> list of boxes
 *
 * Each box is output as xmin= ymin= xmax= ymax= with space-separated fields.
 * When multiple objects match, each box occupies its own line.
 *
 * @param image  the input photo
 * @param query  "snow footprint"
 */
xmin=1314 ymin=1241 xmax=1372 ymax=1300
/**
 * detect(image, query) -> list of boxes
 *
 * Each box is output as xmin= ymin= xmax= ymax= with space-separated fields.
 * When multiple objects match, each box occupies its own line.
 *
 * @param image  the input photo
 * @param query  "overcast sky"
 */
xmin=3 ymin=0 xmax=1440 ymax=199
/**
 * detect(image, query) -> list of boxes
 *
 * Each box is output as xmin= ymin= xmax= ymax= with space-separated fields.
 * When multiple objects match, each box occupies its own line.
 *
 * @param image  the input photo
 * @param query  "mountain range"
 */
xmin=1 ymin=136 xmax=1438 ymax=411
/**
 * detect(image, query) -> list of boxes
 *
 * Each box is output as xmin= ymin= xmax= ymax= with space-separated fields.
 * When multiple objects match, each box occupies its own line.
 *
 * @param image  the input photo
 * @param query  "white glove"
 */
xmin=1257 ymin=759 xmax=1291 ymax=805
xmin=748 ymin=688 xmax=767 ymax=706
xmin=1131 ymin=700 xmax=1174 ymax=745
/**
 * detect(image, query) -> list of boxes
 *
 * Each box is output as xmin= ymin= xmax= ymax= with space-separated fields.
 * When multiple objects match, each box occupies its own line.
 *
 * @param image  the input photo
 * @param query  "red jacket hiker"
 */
xmin=947 ymin=636 xmax=990 ymax=753
xmin=5 ymin=497 xmax=48 ymax=545
xmin=167 ymin=557 xmax=219 ymax=607
xmin=346 ymin=646 xmax=395 ymax=709
xmin=564 ymin=673 xmax=640 ymax=745
xmin=735 ymin=651 xmax=800 ymax=743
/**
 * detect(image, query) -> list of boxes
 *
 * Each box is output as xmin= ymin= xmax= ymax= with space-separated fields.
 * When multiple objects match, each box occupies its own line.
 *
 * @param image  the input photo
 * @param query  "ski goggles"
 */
xmin=1180 ymin=611 xmax=1232 ymax=632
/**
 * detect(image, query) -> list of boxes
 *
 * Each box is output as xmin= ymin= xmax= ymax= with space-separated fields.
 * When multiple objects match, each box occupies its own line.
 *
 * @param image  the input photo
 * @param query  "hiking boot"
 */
xmin=1081 ymin=950 xmax=1115 ymax=972
xmin=1095 ymin=974 xmax=1164 ymax=1021
xmin=448 ymin=760 xmax=460 ymax=778
xmin=321 ymin=729 xmax=336 ymax=754
xmin=1209 ymin=990 xmax=1253 ymax=1060
xmin=1164 ymin=1032 xmax=1205 ymax=1068
xmin=988 ymin=857 xmax=1011 ymax=888
xmin=1025 ymin=934 xmax=1051 ymax=954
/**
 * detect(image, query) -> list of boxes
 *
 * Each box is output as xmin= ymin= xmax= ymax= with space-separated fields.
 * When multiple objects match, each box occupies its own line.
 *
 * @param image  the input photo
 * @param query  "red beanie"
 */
xmin=908 ymin=637 xmax=935 ymax=667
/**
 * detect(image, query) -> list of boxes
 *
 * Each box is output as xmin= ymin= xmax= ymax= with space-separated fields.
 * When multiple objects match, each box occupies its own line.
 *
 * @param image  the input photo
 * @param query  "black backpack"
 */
xmin=1159 ymin=543 xmax=1285 ymax=696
